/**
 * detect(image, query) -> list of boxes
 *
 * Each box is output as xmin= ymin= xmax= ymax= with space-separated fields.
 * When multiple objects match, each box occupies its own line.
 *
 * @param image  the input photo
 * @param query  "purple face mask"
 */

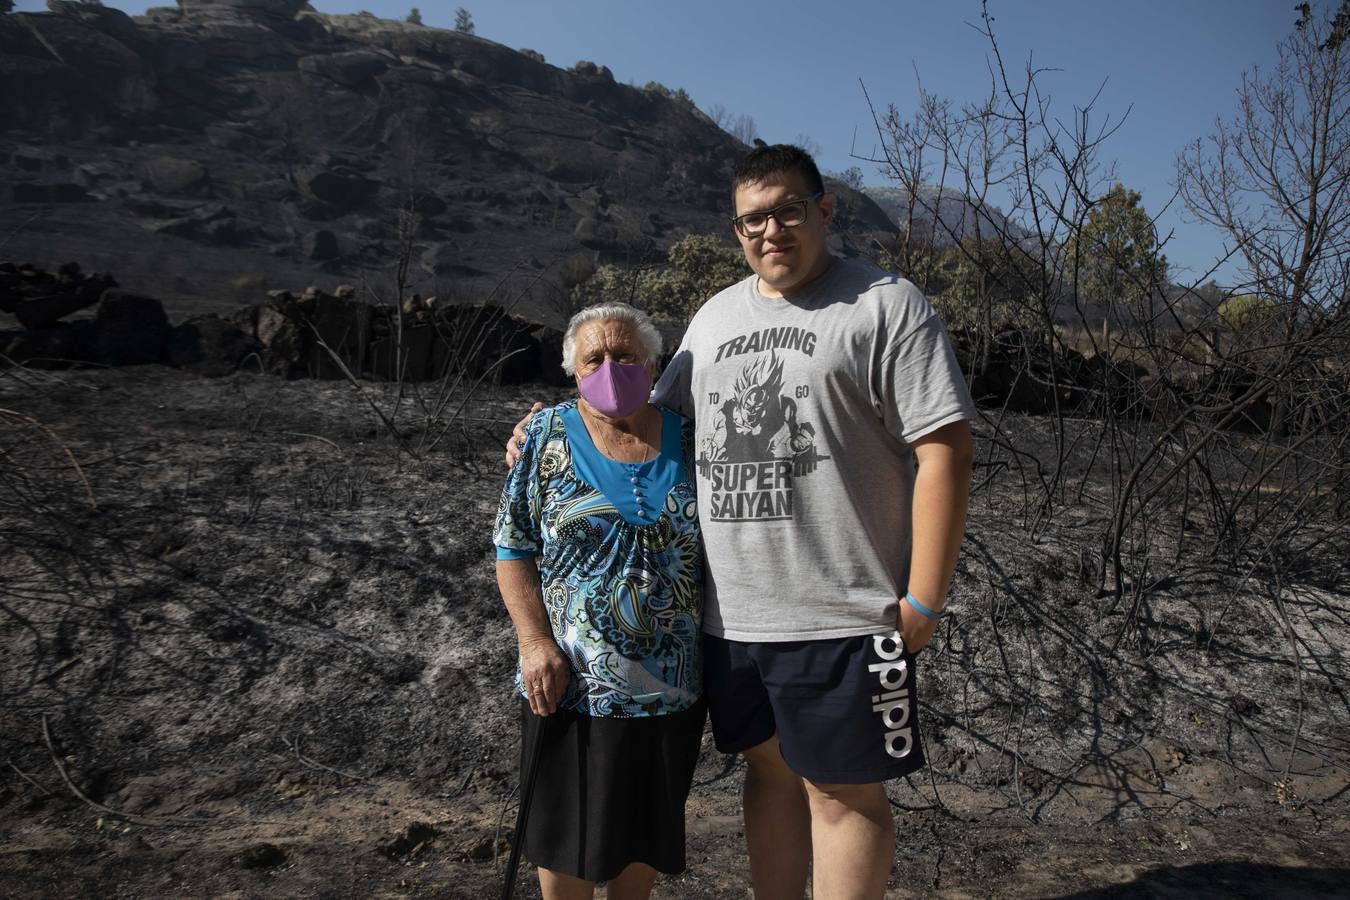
xmin=578 ymin=360 xmax=652 ymax=418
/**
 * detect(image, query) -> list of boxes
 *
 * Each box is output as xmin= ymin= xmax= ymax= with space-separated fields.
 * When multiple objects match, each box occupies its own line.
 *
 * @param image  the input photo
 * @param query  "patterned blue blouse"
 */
xmin=493 ymin=401 xmax=703 ymax=717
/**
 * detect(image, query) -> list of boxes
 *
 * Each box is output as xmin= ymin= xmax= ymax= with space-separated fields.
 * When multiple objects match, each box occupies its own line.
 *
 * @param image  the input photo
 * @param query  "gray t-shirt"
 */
xmin=653 ymin=257 xmax=977 ymax=641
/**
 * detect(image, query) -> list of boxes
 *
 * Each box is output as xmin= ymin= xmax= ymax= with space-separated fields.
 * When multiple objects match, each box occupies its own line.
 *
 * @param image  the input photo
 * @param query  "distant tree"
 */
xmin=704 ymin=104 xmax=760 ymax=145
xmin=454 ymin=7 xmax=474 ymax=34
xmin=1065 ymin=182 xmax=1169 ymax=328
xmin=0 ymin=0 xmax=13 ymax=13
xmin=406 ymin=7 xmax=422 ymax=25
xmin=705 ymin=103 xmax=732 ymax=130
xmin=729 ymin=114 xmax=758 ymax=146
xmin=829 ymin=166 xmax=865 ymax=191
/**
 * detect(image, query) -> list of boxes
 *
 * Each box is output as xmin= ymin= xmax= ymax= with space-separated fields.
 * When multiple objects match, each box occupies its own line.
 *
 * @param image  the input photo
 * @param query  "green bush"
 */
xmin=571 ymin=234 xmax=747 ymax=324
xmin=939 ymin=238 xmax=1046 ymax=332
xmin=1218 ymin=293 xmax=1279 ymax=332
xmin=876 ymin=237 xmax=1045 ymax=332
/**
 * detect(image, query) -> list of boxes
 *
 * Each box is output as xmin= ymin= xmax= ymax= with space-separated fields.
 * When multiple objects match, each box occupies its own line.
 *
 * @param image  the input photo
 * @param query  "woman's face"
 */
xmin=572 ymin=318 xmax=652 ymax=382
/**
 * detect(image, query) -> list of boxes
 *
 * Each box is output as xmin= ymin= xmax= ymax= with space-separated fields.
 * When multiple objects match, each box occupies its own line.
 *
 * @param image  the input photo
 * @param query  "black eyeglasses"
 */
xmin=731 ymin=192 xmax=823 ymax=238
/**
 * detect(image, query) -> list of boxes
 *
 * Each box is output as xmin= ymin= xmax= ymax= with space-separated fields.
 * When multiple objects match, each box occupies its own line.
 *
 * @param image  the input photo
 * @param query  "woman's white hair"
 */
xmin=560 ymin=301 xmax=664 ymax=376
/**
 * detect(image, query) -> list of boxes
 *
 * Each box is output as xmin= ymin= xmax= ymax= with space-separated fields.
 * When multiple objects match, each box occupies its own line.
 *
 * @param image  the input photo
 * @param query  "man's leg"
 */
xmin=802 ymin=780 xmax=894 ymax=900
xmin=742 ymin=735 xmax=811 ymax=899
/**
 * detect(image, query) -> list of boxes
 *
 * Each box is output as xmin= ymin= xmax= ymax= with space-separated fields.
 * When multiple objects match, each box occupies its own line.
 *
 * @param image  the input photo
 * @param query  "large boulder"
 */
xmin=531 ymin=323 xmax=569 ymax=386
xmin=14 ymin=291 xmax=100 ymax=329
xmin=369 ymin=322 xmax=435 ymax=382
xmin=288 ymin=289 xmax=375 ymax=378
xmin=93 ymin=290 xmax=169 ymax=365
xmin=143 ymin=156 xmax=209 ymax=194
xmin=4 ymin=263 xmax=115 ymax=328
xmin=167 ymin=314 xmax=260 ymax=376
xmin=1 ymin=322 xmax=92 ymax=369
xmin=430 ymin=303 xmax=542 ymax=385
xmin=302 ymin=168 xmax=376 ymax=210
xmin=254 ymin=301 xmax=308 ymax=377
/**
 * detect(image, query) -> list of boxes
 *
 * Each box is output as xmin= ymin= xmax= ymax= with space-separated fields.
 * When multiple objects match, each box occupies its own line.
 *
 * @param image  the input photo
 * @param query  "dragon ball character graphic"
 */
xmin=698 ymin=351 xmax=828 ymax=478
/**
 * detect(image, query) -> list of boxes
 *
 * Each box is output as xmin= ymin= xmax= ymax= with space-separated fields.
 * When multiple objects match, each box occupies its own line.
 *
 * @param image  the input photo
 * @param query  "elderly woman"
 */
xmin=493 ymin=301 xmax=704 ymax=900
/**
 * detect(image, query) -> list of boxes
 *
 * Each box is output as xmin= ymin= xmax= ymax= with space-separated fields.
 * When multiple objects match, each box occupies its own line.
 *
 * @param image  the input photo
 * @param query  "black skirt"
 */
xmin=518 ymin=697 xmax=707 ymax=883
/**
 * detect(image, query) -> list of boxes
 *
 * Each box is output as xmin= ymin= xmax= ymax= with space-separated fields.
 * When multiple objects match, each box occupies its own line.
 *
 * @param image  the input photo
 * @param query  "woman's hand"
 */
xmin=503 ymin=403 xmax=544 ymax=469
xmin=519 ymin=636 xmax=570 ymax=716
xmin=497 ymin=559 xmax=565 ymax=715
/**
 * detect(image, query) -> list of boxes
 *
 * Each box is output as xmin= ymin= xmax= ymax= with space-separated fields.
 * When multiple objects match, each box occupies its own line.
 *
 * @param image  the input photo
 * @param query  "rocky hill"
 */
xmin=0 ymin=1 xmax=1226 ymax=339
xmin=0 ymin=0 xmax=897 ymax=324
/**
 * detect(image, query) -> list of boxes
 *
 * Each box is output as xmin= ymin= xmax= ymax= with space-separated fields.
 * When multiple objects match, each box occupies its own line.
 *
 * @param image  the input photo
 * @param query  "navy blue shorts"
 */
xmin=703 ymin=630 xmax=925 ymax=784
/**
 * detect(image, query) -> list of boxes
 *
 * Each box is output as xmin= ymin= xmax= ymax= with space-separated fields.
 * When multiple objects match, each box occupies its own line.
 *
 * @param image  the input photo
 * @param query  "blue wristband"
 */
xmin=905 ymin=592 xmax=946 ymax=621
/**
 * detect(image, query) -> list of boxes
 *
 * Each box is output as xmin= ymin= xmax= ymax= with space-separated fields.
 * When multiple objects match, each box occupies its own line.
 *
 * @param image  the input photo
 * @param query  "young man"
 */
xmin=509 ymin=144 xmax=974 ymax=898
xmin=651 ymin=145 xmax=975 ymax=899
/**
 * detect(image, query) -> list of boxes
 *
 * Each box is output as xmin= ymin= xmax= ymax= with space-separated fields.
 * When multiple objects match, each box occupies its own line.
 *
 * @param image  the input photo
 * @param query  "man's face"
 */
xmin=732 ymin=171 xmax=834 ymax=298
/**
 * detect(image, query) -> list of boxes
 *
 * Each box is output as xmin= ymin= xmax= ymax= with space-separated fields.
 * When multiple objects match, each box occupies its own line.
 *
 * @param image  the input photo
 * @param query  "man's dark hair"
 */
xmin=732 ymin=144 xmax=825 ymax=201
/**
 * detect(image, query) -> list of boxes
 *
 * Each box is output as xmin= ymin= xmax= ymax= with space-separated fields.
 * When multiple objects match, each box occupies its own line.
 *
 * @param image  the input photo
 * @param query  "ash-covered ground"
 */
xmin=1 ymin=366 xmax=1346 ymax=898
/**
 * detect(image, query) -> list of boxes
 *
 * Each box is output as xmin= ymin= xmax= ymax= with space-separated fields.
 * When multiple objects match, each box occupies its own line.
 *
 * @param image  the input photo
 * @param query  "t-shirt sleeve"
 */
xmin=651 ymin=331 xmax=695 ymax=418
xmin=877 ymin=312 xmax=978 ymax=445
xmin=492 ymin=411 xmax=549 ymax=559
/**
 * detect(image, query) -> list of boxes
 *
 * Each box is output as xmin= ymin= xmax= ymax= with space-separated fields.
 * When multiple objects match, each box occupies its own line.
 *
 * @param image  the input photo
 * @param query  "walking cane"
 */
xmin=501 ymin=712 xmax=548 ymax=900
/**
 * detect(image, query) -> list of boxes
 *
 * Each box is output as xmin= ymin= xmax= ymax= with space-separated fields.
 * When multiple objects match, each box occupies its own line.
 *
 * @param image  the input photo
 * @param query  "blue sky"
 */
xmin=15 ymin=0 xmax=1304 ymax=283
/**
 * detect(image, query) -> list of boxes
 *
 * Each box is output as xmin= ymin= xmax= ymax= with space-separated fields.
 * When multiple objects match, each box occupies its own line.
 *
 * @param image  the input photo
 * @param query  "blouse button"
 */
xmin=630 ymin=475 xmax=640 ymax=484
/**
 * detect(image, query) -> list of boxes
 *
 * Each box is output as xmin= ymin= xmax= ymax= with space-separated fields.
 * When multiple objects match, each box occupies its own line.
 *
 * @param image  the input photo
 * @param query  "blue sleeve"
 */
xmin=492 ymin=411 xmax=550 ymax=558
